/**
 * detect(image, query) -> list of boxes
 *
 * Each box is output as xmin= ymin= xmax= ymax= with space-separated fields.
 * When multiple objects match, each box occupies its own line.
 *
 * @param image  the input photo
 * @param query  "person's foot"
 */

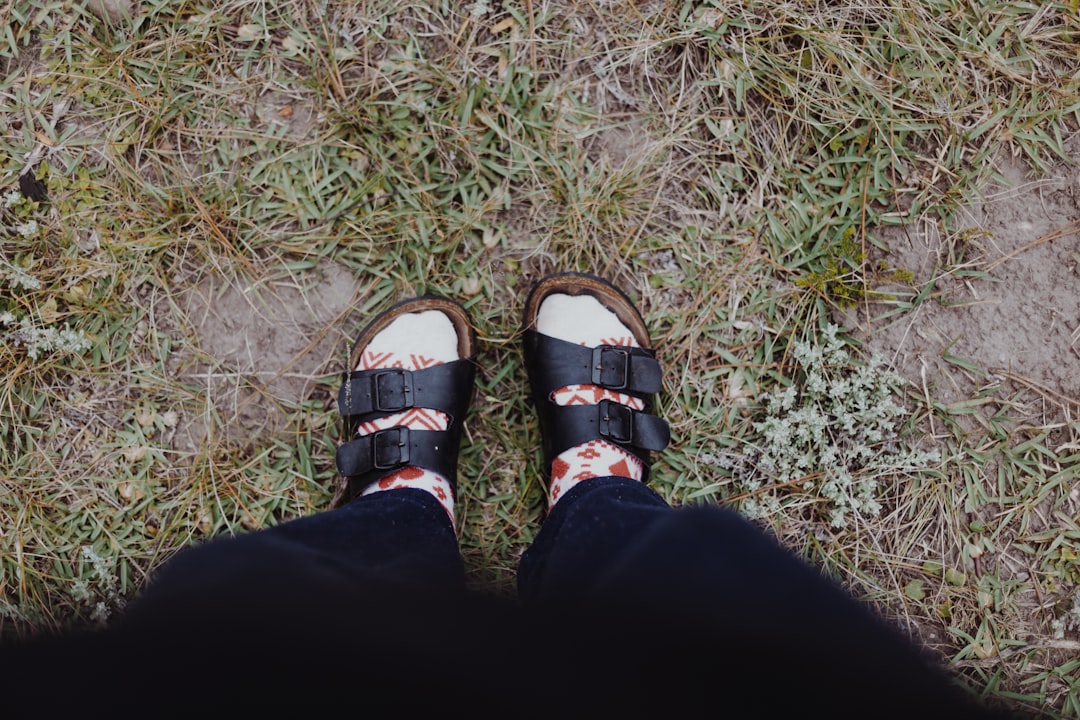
xmin=521 ymin=273 xmax=670 ymax=506
xmin=336 ymin=297 xmax=477 ymax=522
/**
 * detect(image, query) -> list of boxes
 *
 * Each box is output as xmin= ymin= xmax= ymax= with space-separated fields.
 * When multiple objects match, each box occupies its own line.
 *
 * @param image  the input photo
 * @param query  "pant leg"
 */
xmin=112 ymin=487 xmax=467 ymax=667
xmin=2 ymin=485 xmax=581 ymax=719
xmin=518 ymin=477 xmax=1012 ymax=719
xmin=0 ymin=481 xmax=1015 ymax=718
xmin=123 ymin=486 xmax=465 ymax=631
xmin=0 ymin=490 xmax=481 ymax=717
xmin=518 ymin=475 xmax=670 ymax=604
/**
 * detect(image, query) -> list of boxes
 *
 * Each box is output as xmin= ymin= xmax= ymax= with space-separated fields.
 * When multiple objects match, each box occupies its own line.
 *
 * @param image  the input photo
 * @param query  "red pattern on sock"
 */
xmin=356 ymin=348 xmax=454 ymax=524
xmin=546 ymin=335 xmax=647 ymax=507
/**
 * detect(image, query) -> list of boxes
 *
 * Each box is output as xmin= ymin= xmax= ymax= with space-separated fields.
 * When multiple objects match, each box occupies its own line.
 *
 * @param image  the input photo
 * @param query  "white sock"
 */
xmin=536 ymin=294 xmax=646 ymax=507
xmin=355 ymin=310 xmax=457 ymax=523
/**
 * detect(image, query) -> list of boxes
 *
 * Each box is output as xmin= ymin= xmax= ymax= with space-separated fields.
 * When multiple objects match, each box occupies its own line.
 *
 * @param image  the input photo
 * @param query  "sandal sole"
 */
xmin=520 ymin=272 xmax=653 ymax=348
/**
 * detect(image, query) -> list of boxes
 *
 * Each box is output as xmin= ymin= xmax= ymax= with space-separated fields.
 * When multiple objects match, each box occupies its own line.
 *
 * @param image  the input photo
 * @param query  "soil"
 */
xmin=845 ymin=132 xmax=1080 ymax=419
xmin=836 ymin=129 xmax=1080 ymax=689
xmin=173 ymin=259 xmax=360 ymax=451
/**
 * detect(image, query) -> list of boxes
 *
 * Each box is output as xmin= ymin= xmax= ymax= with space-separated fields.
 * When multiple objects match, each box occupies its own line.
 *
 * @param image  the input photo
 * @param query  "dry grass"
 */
xmin=2 ymin=0 xmax=1079 ymax=715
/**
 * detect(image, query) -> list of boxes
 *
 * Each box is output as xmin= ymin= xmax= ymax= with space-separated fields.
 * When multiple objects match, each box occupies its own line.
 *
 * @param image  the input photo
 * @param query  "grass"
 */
xmin=2 ymin=0 xmax=1080 ymax=715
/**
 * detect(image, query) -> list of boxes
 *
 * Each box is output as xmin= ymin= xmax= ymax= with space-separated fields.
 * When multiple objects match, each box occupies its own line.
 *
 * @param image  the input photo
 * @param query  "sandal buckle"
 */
xmin=372 ymin=426 xmax=410 ymax=469
xmin=373 ymin=370 xmax=413 ymax=412
xmin=598 ymin=399 xmax=634 ymax=444
xmin=592 ymin=346 xmax=630 ymax=390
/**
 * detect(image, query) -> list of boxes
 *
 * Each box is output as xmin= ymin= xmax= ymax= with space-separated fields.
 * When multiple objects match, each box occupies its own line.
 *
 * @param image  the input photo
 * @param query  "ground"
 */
xmin=849 ymin=133 xmax=1080 ymax=708
xmin=2 ymin=2 xmax=1079 ymax=717
xmin=860 ymin=137 xmax=1080 ymax=411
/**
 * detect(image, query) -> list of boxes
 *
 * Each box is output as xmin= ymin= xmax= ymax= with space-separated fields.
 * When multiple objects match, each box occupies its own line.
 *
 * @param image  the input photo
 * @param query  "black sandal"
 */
xmin=335 ymin=296 xmax=477 ymax=502
xmin=521 ymin=272 xmax=670 ymax=484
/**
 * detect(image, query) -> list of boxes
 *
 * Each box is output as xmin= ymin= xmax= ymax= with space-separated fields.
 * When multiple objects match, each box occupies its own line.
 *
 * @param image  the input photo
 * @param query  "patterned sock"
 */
xmin=355 ymin=310 xmax=457 ymax=524
xmin=536 ymin=294 xmax=646 ymax=507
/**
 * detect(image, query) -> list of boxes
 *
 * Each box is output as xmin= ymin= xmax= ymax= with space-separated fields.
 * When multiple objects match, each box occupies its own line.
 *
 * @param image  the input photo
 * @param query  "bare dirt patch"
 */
xmin=849 ymin=132 xmax=1080 ymax=417
xmin=838 ymin=128 xmax=1080 ymax=706
xmin=172 ymin=260 xmax=360 ymax=451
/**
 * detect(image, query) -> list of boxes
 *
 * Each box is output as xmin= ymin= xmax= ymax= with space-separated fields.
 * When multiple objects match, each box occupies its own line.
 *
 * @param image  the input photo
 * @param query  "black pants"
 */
xmin=2 ymin=478 xmax=1011 ymax=718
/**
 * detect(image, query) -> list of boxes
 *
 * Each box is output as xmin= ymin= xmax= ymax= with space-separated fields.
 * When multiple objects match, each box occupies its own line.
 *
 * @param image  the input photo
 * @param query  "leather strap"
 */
xmin=522 ymin=330 xmax=662 ymax=395
xmin=544 ymin=400 xmax=669 ymax=450
xmin=335 ymin=357 xmax=475 ymax=498
xmin=523 ymin=329 xmax=670 ymax=483
xmin=335 ymin=426 xmax=461 ymax=496
xmin=337 ymin=361 xmax=474 ymax=420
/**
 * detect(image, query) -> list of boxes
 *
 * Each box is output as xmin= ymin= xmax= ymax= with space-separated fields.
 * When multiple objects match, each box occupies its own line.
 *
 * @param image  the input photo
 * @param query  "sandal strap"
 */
xmin=523 ymin=330 xmax=662 ymax=395
xmin=541 ymin=399 xmax=670 ymax=457
xmin=523 ymin=329 xmax=670 ymax=480
xmin=337 ymin=360 xmax=474 ymax=420
xmin=335 ymin=426 xmax=461 ymax=496
xmin=335 ymin=357 xmax=476 ymax=497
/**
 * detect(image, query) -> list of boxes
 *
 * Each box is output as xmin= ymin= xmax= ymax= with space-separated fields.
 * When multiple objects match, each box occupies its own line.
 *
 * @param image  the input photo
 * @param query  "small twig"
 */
xmin=920 ymin=360 xmax=937 ymax=439
xmin=1031 ymin=640 xmax=1080 ymax=651
xmin=525 ymin=0 xmax=536 ymax=69
xmin=726 ymin=473 xmax=823 ymax=503
xmin=990 ymin=368 xmax=1080 ymax=409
